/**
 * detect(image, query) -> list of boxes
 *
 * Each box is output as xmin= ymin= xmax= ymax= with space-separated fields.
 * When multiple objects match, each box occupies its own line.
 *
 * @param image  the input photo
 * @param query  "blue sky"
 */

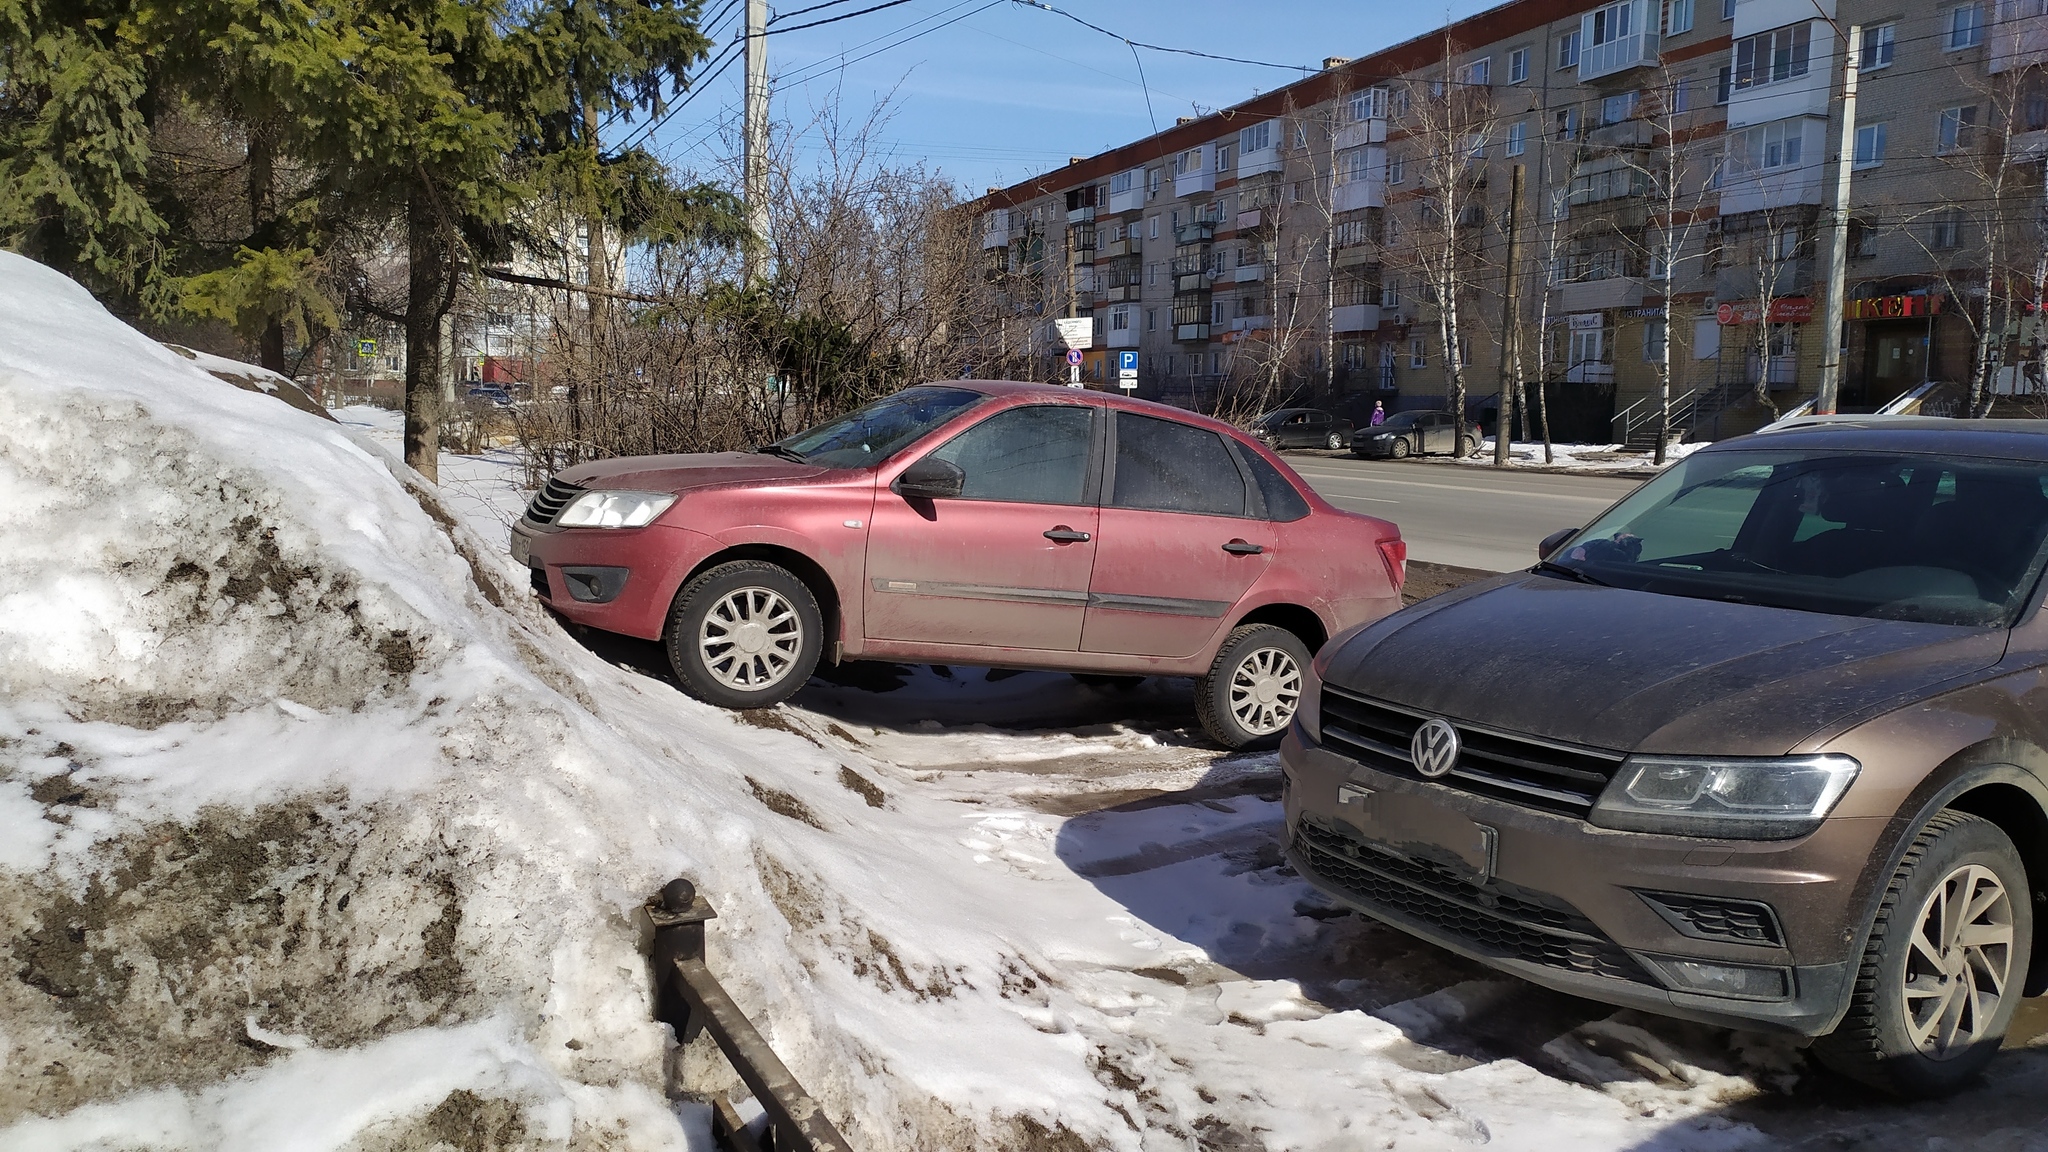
xmin=627 ymin=0 xmax=1499 ymax=194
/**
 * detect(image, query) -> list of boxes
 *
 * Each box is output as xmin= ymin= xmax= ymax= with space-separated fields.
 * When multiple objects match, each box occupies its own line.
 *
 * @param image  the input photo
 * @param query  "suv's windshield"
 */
xmin=1548 ymin=448 xmax=2048 ymax=626
xmin=771 ymin=386 xmax=986 ymax=468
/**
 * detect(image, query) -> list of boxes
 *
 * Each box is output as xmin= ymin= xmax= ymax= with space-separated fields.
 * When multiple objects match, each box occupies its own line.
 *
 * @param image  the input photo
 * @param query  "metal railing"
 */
xmin=647 ymin=879 xmax=855 ymax=1152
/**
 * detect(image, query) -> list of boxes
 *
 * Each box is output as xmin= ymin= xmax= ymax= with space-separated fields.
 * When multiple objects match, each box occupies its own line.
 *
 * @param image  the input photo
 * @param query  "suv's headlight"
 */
xmin=557 ymin=490 xmax=676 ymax=528
xmin=1590 ymin=754 xmax=1860 ymax=840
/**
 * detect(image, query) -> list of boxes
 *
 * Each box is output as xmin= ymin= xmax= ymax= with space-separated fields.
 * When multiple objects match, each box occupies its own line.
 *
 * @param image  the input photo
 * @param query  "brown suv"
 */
xmin=1288 ymin=419 xmax=2048 ymax=1097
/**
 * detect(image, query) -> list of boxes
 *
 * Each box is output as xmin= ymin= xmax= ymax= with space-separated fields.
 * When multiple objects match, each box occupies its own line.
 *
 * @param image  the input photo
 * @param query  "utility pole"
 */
xmin=1816 ymin=25 xmax=1861 ymax=415
xmin=1494 ymin=163 xmax=1526 ymax=468
xmin=743 ymin=0 xmax=770 ymax=285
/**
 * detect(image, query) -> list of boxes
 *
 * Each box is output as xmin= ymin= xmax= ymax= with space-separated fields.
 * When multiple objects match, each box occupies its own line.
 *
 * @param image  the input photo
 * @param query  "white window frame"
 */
xmin=1409 ymin=337 xmax=1427 ymax=369
xmin=1643 ymin=319 xmax=1668 ymax=360
xmin=1557 ymin=29 xmax=1581 ymax=69
xmin=1509 ymin=47 xmax=1530 ymax=83
xmin=1731 ymin=22 xmax=1812 ymax=93
xmin=1667 ymin=0 xmax=1694 ymax=35
xmin=1506 ymin=121 xmax=1528 ymax=156
xmin=1853 ymin=121 xmax=1887 ymax=168
xmin=1937 ymin=105 xmax=1978 ymax=153
xmin=1947 ymin=4 xmax=1985 ymax=50
xmin=1457 ymin=58 xmax=1491 ymax=86
xmin=1237 ymin=121 xmax=1271 ymax=154
xmin=1860 ymin=23 xmax=1896 ymax=70
xmin=1388 ymin=153 xmax=1407 ymax=184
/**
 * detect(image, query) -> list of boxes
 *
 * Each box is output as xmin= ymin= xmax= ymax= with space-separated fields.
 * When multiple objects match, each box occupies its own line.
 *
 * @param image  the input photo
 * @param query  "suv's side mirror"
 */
xmin=1537 ymin=527 xmax=1579 ymax=561
xmin=892 ymin=456 xmax=965 ymax=500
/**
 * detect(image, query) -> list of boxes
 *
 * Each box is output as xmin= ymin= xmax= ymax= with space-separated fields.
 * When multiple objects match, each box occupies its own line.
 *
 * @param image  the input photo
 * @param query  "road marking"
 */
xmin=1324 ymin=493 xmax=1400 ymax=505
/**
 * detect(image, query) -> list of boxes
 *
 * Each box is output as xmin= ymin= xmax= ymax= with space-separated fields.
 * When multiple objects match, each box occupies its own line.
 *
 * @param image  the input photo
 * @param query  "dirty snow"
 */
xmin=1432 ymin=440 xmax=1712 ymax=473
xmin=4 ymin=251 xmax=2046 ymax=1151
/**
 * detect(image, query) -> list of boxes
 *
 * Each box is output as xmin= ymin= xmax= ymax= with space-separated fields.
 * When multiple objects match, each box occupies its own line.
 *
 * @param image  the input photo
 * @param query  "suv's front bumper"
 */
xmin=1282 ymin=727 xmax=1882 ymax=1036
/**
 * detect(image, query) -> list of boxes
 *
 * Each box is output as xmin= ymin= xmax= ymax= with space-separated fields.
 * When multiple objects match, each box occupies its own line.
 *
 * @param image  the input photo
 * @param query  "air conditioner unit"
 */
xmin=1706 ymin=218 xmax=1723 ymax=235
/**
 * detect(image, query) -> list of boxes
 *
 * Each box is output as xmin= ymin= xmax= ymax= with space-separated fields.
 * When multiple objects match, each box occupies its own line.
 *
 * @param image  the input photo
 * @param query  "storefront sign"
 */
xmin=1717 ymin=297 xmax=1814 ymax=325
xmin=1567 ymin=313 xmax=1604 ymax=331
xmin=1846 ymin=293 xmax=1941 ymax=321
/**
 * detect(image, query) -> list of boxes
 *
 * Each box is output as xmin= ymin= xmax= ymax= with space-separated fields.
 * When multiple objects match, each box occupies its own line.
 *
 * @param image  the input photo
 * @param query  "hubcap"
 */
xmin=1901 ymin=862 xmax=2015 ymax=1060
xmin=1227 ymin=646 xmax=1301 ymax=736
xmin=698 ymin=587 xmax=804 ymax=691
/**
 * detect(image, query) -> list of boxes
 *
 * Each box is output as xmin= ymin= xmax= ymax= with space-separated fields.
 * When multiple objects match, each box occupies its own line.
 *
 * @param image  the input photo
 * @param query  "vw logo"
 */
xmin=1411 ymin=718 xmax=1461 ymax=779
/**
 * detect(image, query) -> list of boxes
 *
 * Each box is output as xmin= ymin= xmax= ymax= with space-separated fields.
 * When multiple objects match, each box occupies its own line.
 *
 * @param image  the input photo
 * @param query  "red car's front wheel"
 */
xmin=665 ymin=560 xmax=823 ymax=710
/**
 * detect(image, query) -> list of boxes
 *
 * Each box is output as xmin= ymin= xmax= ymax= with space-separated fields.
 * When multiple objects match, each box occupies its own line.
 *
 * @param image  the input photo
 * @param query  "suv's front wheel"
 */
xmin=1196 ymin=624 xmax=1311 ymax=750
xmin=1815 ymin=810 xmax=2033 ymax=1097
xmin=665 ymin=560 xmax=823 ymax=709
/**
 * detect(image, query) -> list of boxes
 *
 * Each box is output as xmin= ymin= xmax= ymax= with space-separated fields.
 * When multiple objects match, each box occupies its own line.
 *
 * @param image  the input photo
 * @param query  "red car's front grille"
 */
xmin=523 ymin=477 xmax=586 ymax=525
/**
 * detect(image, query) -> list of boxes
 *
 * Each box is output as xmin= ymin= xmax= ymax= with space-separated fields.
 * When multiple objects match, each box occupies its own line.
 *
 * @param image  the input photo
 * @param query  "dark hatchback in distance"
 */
xmin=1287 ymin=418 xmax=2048 ymax=1097
xmin=1252 ymin=407 xmax=1354 ymax=451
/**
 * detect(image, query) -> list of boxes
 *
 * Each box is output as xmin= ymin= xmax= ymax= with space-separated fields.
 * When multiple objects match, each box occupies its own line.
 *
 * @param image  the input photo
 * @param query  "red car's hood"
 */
xmin=556 ymin=452 xmax=835 ymax=493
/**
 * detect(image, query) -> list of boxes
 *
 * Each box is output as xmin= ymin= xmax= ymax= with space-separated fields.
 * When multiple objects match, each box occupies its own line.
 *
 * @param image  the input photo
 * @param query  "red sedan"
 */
xmin=511 ymin=381 xmax=1406 ymax=748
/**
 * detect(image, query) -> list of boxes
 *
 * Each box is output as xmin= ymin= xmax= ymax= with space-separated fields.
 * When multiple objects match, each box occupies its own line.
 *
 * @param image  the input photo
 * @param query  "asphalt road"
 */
xmin=1286 ymin=454 xmax=1647 ymax=572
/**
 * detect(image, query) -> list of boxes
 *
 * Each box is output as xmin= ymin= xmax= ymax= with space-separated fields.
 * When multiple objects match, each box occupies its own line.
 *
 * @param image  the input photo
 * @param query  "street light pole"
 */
xmin=1815 ymin=25 xmax=1861 ymax=415
xmin=743 ymin=0 xmax=770 ymax=285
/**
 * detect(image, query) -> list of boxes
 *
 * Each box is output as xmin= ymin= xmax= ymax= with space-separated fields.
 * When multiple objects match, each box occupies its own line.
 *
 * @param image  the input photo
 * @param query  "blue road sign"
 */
xmin=1118 ymin=351 xmax=1138 ymax=372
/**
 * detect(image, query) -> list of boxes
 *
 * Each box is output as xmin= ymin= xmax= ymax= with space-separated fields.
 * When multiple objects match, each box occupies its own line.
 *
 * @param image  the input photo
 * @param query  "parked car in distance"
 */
xmin=513 ymin=381 xmax=1407 ymax=748
xmin=1253 ymin=408 xmax=1354 ymax=451
xmin=1288 ymin=418 xmax=2048 ymax=1097
xmin=1352 ymin=410 xmax=1480 ymax=459
xmin=467 ymin=384 xmax=513 ymax=407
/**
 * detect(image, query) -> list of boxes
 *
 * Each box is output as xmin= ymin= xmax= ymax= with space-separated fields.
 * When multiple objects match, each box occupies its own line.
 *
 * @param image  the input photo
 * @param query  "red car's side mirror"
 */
xmin=892 ymin=456 xmax=966 ymax=500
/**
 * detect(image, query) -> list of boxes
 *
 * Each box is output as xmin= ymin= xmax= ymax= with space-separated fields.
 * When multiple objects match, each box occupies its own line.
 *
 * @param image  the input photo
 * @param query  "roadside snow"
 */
xmin=7 ymin=249 xmax=1996 ymax=1150
xmin=1434 ymin=440 xmax=1711 ymax=473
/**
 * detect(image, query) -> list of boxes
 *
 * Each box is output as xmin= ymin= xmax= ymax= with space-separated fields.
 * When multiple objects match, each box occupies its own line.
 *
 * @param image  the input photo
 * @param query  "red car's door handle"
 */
xmin=1044 ymin=526 xmax=1092 ymax=543
xmin=1222 ymin=539 xmax=1264 ymax=555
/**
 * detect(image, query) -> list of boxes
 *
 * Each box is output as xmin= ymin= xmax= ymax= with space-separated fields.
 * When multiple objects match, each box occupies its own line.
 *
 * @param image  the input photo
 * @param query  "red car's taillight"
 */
xmin=1377 ymin=536 xmax=1407 ymax=588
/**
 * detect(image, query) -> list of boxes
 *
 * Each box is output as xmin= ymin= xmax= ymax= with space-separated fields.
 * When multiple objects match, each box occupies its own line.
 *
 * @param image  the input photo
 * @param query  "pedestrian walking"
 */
xmin=1369 ymin=401 xmax=1386 ymax=427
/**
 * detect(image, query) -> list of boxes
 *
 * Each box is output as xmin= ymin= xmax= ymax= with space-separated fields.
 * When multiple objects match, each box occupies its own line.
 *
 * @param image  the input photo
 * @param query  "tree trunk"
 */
xmin=404 ymin=186 xmax=451 ymax=481
xmin=1970 ymin=273 xmax=1997 ymax=418
xmin=246 ymin=120 xmax=288 ymax=374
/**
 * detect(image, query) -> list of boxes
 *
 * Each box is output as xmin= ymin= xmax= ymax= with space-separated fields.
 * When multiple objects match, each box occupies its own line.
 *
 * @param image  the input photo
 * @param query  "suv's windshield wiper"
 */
xmin=1534 ymin=559 xmax=1611 ymax=587
xmin=754 ymin=443 xmax=808 ymax=462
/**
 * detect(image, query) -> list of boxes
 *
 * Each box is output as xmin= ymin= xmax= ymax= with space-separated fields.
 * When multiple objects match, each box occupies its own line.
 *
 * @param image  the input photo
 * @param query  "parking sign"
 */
xmin=1118 ymin=351 xmax=1138 ymax=373
xmin=1065 ymin=348 xmax=1084 ymax=366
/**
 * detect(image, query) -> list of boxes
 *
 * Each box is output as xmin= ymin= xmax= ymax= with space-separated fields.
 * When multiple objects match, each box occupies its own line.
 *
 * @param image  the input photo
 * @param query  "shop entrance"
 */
xmin=1850 ymin=323 xmax=1928 ymax=411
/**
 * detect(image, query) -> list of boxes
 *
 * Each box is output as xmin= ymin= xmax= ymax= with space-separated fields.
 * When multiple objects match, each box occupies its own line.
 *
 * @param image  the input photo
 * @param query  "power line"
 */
xmin=768 ymin=0 xmax=917 ymax=34
xmin=1007 ymin=0 xmax=1317 ymax=73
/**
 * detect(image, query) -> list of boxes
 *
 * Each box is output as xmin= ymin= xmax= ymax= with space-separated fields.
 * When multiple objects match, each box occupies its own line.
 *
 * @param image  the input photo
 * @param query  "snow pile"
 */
xmin=1 ymin=251 xmax=1783 ymax=1150
xmin=1440 ymin=440 xmax=1712 ymax=472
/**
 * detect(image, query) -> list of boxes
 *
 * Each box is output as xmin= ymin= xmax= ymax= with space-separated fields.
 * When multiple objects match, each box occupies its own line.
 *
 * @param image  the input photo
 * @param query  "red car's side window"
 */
xmin=1110 ymin=414 xmax=1247 ymax=517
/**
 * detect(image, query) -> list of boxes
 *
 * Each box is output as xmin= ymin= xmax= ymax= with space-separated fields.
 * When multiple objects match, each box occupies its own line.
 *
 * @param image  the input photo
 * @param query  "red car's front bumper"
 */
xmin=511 ymin=518 xmax=722 ymax=640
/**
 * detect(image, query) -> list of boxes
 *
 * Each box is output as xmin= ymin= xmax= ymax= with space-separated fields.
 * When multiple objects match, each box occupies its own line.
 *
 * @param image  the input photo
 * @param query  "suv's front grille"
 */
xmin=1319 ymin=687 xmax=1625 ymax=816
xmin=1293 ymin=820 xmax=1647 ymax=984
xmin=523 ymin=477 xmax=586 ymax=525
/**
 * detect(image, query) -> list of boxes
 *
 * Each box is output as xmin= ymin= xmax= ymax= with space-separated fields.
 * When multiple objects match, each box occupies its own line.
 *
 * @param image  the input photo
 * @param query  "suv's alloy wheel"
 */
xmin=666 ymin=560 xmax=823 ymax=709
xmin=1815 ymin=810 xmax=2033 ymax=1097
xmin=1196 ymin=624 xmax=1311 ymax=750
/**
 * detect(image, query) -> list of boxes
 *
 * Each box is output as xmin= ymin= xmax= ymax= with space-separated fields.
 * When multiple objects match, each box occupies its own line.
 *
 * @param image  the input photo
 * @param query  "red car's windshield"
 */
xmin=770 ymin=387 xmax=986 ymax=468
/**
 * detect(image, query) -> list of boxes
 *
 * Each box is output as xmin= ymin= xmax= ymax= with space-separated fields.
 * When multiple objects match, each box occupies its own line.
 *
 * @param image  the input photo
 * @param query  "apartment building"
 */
xmin=971 ymin=0 xmax=2044 ymax=440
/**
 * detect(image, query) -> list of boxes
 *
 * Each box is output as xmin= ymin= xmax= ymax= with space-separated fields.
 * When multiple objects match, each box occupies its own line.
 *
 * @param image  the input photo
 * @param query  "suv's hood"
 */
xmin=556 ymin=452 xmax=832 ymax=493
xmin=1322 ymin=574 xmax=2010 ymax=755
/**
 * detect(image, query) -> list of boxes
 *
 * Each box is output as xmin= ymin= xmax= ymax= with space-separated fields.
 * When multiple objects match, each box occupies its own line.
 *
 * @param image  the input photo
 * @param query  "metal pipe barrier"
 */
xmin=647 ymin=878 xmax=855 ymax=1152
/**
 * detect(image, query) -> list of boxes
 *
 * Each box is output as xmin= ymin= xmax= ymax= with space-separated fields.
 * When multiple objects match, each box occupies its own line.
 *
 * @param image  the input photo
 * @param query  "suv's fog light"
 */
xmin=1638 ymin=954 xmax=1792 ymax=1001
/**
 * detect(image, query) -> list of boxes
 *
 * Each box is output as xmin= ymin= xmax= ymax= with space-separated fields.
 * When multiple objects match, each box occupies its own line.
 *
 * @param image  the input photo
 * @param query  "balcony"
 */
xmin=1553 ymin=276 xmax=1646 ymax=312
xmin=1335 ymin=117 xmax=1388 ymax=150
xmin=1238 ymin=146 xmax=1283 ymax=180
xmin=1991 ymin=10 xmax=2048 ymax=73
xmin=1335 ymin=245 xmax=1379 ymax=269
xmin=1068 ymin=205 xmax=1095 ymax=223
xmin=981 ymin=228 xmax=1007 ymax=251
xmin=1586 ymin=119 xmax=1652 ymax=149
xmin=1107 ymin=170 xmax=1147 ymax=214
xmin=1333 ymin=303 xmax=1382 ymax=333
xmin=1230 ymin=315 xmax=1271 ymax=334
xmin=1107 ymin=325 xmax=1140 ymax=349
xmin=1236 ymin=208 xmax=1269 ymax=233
xmin=1234 ymin=263 xmax=1265 ymax=283
xmin=1175 ymin=271 xmax=1215 ymax=293
xmin=1175 ymin=147 xmax=1216 ymax=198
xmin=1176 ymin=323 xmax=1212 ymax=342
xmin=1334 ymin=178 xmax=1384 ymax=213
xmin=1718 ymin=158 xmax=1824 ymax=216
xmin=1578 ymin=1 xmax=1658 ymax=81
xmin=1176 ymin=220 xmax=1217 ymax=245
xmin=2013 ymin=127 xmax=2048 ymax=161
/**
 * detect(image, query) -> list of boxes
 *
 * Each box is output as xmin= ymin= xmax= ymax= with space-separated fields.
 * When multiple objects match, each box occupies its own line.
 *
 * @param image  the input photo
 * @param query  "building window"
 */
xmin=1932 ymin=209 xmax=1964 ymax=249
xmin=1649 ymin=244 xmax=1670 ymax=279
xmin=1238 ymin=122 xmax=1271 ymax=153
xmin=1382 ymin=276 xmax=1401 ymax=307
xmin=1854 ymin=121 xmax=1887 ymax=167
xmin=1557 ymin=30 xmax=1581 ymax=69
xmin=1388 ymin=153 xmax=1406 ymax=184
xmin=1643 ymin=320 xmax=1668 ymax=360
xmin=1216 ymin=144 xmax=1232 ymax=171
xmin=1110 ymin=306 xmax=1131 ymax=331
xmin=1717 ymin=65 xmax=1732 ymax=103
xmin=1410 ymin=337 xmax=1427 ymax=368
xmin=1588 ymin=1 xmax=1636 ymax=52
xmin=1556 ymin=107 xmax=1580 ymax=139
xmin=1667 ymin=0 xmax=1693 ymax=35
xmin=1721 ymin=0 xmax=1734 ymax=18
xmin=1602 ymin=91 xmax=1639 ymax=125
xmin=1147 ymin=215 xmax=1159 ymax=239
xmin=1672 ymin=76 xmax=1690 ymax=112
xmin=1731 ymin=23 xmax=1812 ymax=92
xmin=1849 ymin=218 xmax=1878 ymax=258
xmin=1948 ymin=4 xmax=1984 ymax=49
xmin=1750 ymin=119 xmax=1805 ymax=169
xmin=1457 ymin=58 xmax=1491 ymax=86
xmin=1860 ymin=23 xmax=1896 ymax=69
xmin=1506 ymin=121 xmax=1528 ymax=156
xmin=1937 ymin=105 xmax=1979 ymax=152
xmin=1147 ymin=168 xmax=1161 ymax=197
xmin=1769 ymin=226 xmax=1802 ymax=261
xmin=1146 ymin=308 xmax=1157 ymax=331
xmin=1509 ymin=47 xmax=1530 ymax=82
